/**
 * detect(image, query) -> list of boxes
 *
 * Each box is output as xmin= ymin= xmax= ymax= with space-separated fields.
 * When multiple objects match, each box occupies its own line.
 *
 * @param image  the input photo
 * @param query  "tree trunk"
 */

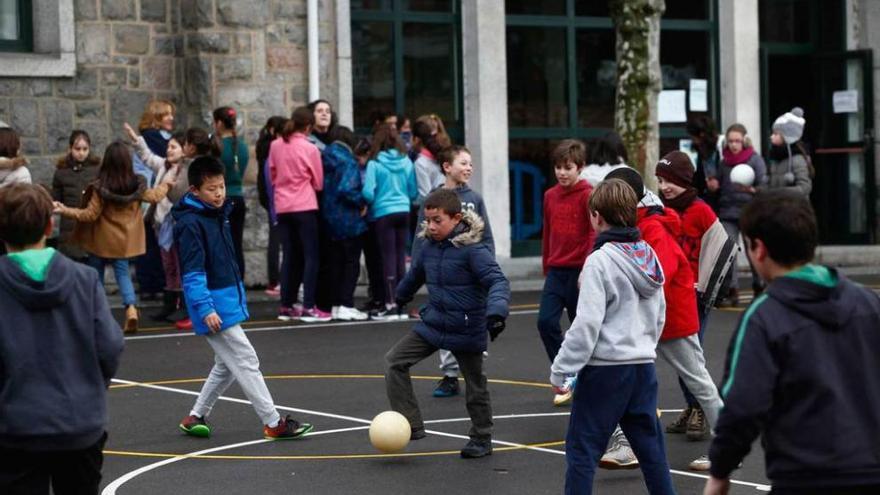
xmin=609 ymin=0 xmax=665 ymax=191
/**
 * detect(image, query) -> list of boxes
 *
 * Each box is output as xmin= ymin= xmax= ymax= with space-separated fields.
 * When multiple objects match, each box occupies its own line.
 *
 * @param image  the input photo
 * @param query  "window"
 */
xmin=0 ymin=0 xmax=32 ymax=52
xmin=351 ymin=0 xmax=462 ymax=136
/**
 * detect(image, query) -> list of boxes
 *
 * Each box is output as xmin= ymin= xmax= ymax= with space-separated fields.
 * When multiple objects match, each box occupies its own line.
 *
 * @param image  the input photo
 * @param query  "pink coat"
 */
xmin=268 ymin=133 xmax=323 ymax=214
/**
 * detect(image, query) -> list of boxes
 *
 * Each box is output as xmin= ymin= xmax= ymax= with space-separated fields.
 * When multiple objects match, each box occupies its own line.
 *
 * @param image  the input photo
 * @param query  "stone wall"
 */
xmin=1 ymin=0 xmax=341 ymax=286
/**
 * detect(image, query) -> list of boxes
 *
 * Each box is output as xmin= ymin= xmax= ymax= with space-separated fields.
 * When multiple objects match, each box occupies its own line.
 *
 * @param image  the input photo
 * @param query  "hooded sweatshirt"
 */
xmin=268 ymin=133 xmax=324 ymax=214
xmin=542 ymin=180 xmax=596 ymax=274
xmin=550 ymin=238 xmax=666 ymax=387
xmin=710 ymin=265 xmax=880 ymax=488
xmin=0 ymin=251 xmax=124 ymax=450
xmin=362 ymin=149 xmax=418 ymax=219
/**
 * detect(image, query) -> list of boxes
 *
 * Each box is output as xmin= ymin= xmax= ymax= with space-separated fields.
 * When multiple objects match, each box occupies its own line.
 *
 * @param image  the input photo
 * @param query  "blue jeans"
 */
xmin=566 ymin=364 xmax=675 ymax=495
xmin=679 ymin=295 xmax=712 ymax=407
xmin=88 ymin=256 xmax=137 ymax=307
xmin=537 ymin=267 xmax=580 ymax=363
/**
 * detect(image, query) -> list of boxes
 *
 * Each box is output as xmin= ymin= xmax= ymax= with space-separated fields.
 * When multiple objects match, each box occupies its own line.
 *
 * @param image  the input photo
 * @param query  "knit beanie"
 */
xmin=605 ymin=167 xmax=645 ymax=200
xmin=772 ymin=107 xmax=805 ymax=144
xmin=655 ymin=150 xmax=695 ymax=189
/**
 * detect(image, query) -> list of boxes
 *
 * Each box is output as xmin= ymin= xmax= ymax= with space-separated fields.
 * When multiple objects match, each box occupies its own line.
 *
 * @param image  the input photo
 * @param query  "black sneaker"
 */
xmin=666 ymin=405 xmax=693 ymax=434
xmin=410 ymin=427 xmax=427 ymax=440
xmin=433 ymin=376 xmax=460 ymax=397
xmin=264 ymin=415 xmax=314 ymax=440
xmin=460 ymin=438 xmax=493 ymax=458
xmin=372 ymin=305 xmax=408 ymax=321
xmin=686 ymin=406 xmax=709 ymax=441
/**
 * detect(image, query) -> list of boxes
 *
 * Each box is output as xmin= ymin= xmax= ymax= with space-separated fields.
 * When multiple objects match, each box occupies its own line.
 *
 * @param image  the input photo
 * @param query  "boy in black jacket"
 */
xmin=705 ymin=190 xmax=880 ymax=494
xmin=0 ymin=184 xmax=124 ymax=495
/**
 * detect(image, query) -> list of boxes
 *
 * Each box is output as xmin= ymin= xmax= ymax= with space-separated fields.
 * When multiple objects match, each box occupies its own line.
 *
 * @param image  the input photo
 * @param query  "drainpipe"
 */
xmin=308 ymin=0 xmax=320 ymax=101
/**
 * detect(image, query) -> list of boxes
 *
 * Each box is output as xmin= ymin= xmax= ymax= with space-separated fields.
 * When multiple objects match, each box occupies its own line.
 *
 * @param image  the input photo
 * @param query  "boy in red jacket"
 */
xmin=602 ymin=168 xmax=723 ymax=471
xmin=538 ymin=139 xmax=596 ymax=406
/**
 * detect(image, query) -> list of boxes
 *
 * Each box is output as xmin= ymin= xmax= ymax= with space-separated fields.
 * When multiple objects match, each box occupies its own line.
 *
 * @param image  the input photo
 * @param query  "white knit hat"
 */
xmin=772 ymin=107 xmax=806 ymax=144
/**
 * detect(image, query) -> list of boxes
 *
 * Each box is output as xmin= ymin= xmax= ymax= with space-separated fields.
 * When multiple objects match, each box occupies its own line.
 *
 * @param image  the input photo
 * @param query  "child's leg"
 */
xmin=657 ymin=335 xmax=723 ymax=429
xmin=49 ymin=431 xmax=106 ymax=495
xmin=339 ymin=236 xmax=363 ymax=308
xmin=267 ymin=215 xmax=281 ymax=287
xmin=392 ymin=213 xmax=409 ymax=291
xmin=565 ymin=366 xmax=634 ymax=494
xmin=364 ymin=223 xmax=386 ymax=305
xmin=618 ymin=364 xmax=675 ymax=495
xmin=296 ymin=211 xmax=320 ymax=309
xmin=438 ymin=350 xmax=460 ymax=378
xmin=385 ymin=331 xmax=438 ymax=432
xmin=537 ymin=268 xmax=572 ymax=362
xmin=678 ymin=295 xmax=710 ymax=407
xmin=451 ymin=350 xmax=492 ymax=441
xmin=191 ymin=348 xmax=237 ymax=419
xmin=375 ymin=215 xmax=398 ymax=305
xmin=278 ymin=213 xmax=298 ymax=307
xmin=206 ymin=325 xmax=281 ymax=426
xmin=111 ymin=259 xmax=137 ymax=307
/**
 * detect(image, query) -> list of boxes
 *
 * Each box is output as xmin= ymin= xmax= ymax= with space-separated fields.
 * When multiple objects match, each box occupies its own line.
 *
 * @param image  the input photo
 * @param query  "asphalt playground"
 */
xmin=99 ymin=283 xmax=830 ymax=495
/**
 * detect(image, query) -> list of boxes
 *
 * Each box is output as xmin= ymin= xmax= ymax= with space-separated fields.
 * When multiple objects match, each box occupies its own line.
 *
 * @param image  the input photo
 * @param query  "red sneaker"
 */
xmin=175 ymin=318 xmax=193 ymax=331
xmin=264 ymin=415 xmax=313 ymax=440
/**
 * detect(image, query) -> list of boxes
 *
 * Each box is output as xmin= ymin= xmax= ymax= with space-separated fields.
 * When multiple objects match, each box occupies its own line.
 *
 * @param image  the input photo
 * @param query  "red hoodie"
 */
xmin=637 ymin=207 xmax=699 ymax=340
xmin=542 ymin=181 xmax=595 ymax=274
xmin=673 ymin=199 xmax=717 ymax=281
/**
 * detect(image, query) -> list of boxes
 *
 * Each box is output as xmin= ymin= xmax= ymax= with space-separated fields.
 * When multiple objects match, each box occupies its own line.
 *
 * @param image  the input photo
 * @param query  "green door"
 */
xmin=811 ymin=50 xmax=875 ymax=244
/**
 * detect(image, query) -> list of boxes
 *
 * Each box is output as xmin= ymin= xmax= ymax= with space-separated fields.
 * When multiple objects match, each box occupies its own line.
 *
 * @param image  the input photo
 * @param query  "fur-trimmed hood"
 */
xmin=0 ymin=156 xmax=27 ymax=170
xmin=417 ymin=209 xmax=485 ymax=247
xmin=56 ymin=154 xmax=100 ymax=170
xmin=91 ymin=176 xmax=147 ymax=205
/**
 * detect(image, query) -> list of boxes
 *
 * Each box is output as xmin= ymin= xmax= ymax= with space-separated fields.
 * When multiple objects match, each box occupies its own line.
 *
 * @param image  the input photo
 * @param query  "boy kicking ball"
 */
xmin=173 ymin=156 xmax=313 ymax=440
xmin=385 ymin=188 xmax=510 ymax=458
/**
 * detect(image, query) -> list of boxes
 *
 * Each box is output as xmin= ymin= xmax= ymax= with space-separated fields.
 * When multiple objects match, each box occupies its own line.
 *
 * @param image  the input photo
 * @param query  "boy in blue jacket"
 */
xmin=0 ymin=184 xmax=124 ymax=495
xmin=386 ymin=188 xmax=510 ymax=458
xmin=173 ymin=156 xmax=313 ymax=440
xmin=705 ymin=191 xmax=880 ymax=494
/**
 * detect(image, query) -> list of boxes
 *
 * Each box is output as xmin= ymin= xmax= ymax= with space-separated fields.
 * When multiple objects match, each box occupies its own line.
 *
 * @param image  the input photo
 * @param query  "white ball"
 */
xmin=730 ymin=164 xmax=755 ymax=187
xmin=369 ymin=411 xmax=411 ymax=453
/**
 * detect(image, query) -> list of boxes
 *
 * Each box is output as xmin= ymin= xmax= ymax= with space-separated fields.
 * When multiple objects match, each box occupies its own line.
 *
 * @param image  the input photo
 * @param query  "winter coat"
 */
xmin=0 ymin=251 xmax=123 ymax=451
xmin=710 ymin=265 xmax=880 ymax=488
xmin=396 ymin=210 xmax=510 ymax=353
xmin=172 ymin=193 xmax=249 ymax=336
xmin=637 ymin=207 xmax=699 ymax=340
xmin=411 ymin=184 xmax=495 ymax=261
xmin=52 ymin=156 xmax=100 ymax=259
xmin=669 ymin=198 xmax=717 ymax=286
xmin=362 ymin=149 xmax=418 ymax=219
xmin=715 ymin=147 xmax=767 ymax=221
xmin=542 ymin=180 xmax=596 ymax=274
xmin=320 ymin=141 xmax=368 ymax=240
xmin=63 ymin=176 xmax=171 ymax=259
xmin=550 ymin=238 xmax=666 ymax=387
xmin=268 ymin=133 xmax=323 ymax=214
xmin=0 ymin=156 xmax=31 ymax=187
xmin=764 ymin=144 xmax=812 ymax=196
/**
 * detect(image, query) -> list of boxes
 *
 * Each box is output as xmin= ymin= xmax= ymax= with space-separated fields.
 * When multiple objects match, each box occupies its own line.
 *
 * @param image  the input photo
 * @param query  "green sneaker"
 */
xmin=179 ymin=415 xmax=211 ymax=438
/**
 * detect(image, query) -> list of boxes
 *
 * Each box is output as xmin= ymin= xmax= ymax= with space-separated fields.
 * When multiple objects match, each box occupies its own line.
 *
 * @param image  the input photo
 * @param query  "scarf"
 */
xmin=664 ymin=187 xmax=698 ymax=213
xmin=592 ymin=226 xmax=641 ymax=253
xmin=722 ymin=146 xmax=754 ymax=166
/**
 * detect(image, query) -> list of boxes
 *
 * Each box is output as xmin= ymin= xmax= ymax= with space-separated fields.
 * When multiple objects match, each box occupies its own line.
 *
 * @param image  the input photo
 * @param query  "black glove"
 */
xmin=487 ymin=315 xmax=506 ymax=342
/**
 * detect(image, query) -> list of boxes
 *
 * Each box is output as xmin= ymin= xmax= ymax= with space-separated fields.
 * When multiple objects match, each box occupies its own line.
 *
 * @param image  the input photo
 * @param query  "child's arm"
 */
xmin=337 ymin=159 xmax=364 ymax=207
xmin=549 ymin=262 xmax=607 ymax=386
xmin=709 ymin=312 xmax=778 ymax=481
xmin=469 ymin=244 xmax=510 ymax=318
xmin=125 ymin=123 xmax=166 ymax=174
xmin=406 ymin=162 xmax=419 ymax=202
xmin=361 ymin=162 xmax=377 ymax=205
xmin=140 ymin=167 xmax=179 ymax=204
xmin=541 ymin=193 xmax=551 ymax=275
xmin=395 ymin=249 xmax=426 ymax=305
xmin=51 ymin=170 xmax=63 ymax=202
xmin=91 ymin=273 xmax=124 ymax=386
xmin=56 ymin=188 xmax=103 ymax=223
xmin=475 ymin=197 xmax=495 ymax=256
xmin=309 ymin=147 xmax=324 ymax=192
xmin=176 ymin=222 xmax=218 ymax=324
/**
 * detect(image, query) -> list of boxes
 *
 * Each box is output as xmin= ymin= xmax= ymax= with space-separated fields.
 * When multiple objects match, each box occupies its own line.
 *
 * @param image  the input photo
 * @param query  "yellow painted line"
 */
xmin=109 ymin=374 xmax=552 ymax=390
xmin=102 ymin=440 xmax=565 ymax=461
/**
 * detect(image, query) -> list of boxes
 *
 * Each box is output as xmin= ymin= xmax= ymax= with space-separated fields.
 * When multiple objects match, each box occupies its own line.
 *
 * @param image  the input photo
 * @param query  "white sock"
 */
xmin=268 ymin=419 xmax=280 ymax=428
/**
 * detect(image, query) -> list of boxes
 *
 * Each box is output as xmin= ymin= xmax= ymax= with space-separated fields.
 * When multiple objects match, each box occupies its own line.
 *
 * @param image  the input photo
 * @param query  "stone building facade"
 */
xmin=0 ymin=0 xmax=341 ymax=285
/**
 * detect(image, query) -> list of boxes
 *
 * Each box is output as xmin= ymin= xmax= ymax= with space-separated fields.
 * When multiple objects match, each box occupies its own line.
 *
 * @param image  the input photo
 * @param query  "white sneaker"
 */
xmin=600 ymin=427 xmax=639 ymax=470
xmin=331 ymin=306 xmax=340 ymax=319
xmin=553 ymin=374 xmax=577 ymax=406
xmin=336 ymin=306 xmax=368 ymax=321
xmin=688 ymin=455 xmax=711 ymax=471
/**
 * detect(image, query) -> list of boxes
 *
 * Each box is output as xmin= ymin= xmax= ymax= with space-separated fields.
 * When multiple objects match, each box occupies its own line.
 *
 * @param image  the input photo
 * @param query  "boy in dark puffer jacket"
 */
xmin=385 ymin=188 xmax=510 ymax=459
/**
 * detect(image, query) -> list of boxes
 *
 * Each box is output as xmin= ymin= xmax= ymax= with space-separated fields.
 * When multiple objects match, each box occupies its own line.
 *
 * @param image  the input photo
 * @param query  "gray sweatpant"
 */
xmin=190 ymin=324 xmax=281 ymax=427
xmin=657 ymin=333 xmax=723 ymax=430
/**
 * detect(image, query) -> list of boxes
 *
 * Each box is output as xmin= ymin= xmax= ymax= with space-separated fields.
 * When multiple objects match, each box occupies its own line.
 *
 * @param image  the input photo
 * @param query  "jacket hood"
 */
xmin=374 ymin=149 xmax=410 ymax=173
xmin=0 ymin=156 xmax=28 ymax=169
xmin=171 ymin=191 xmax=232 ymax=221
xmin=416 ymin=209 xmax=485 ymax=247
xmin=639 ymin=189 xmax=665 ymax=209
xmin=767 ymin=264 xmax=847 ymax=328
xmin=97 ymin=176 xmax=146 ymax=204
xmin=559 ymin=179 xmax=591 ymax=196
xmin=603 ymin=241 xmax=664 ymax=298
xmin=56 ymin=154 xmax=100 ymax=169
xmin=0 ymin=254 xmax=73 ymax=310
xmin=638 ymin=206 xmax=682 ymax=238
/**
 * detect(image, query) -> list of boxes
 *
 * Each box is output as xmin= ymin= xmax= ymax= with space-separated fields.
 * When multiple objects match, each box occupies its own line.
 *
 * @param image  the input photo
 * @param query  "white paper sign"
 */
xmin=689 ymin=79 xmax=708 ymax=112
xmin=658 ymin=90 xmax=687 ymax=123
xmin=833 ymin=90 xmax=859 ymax=114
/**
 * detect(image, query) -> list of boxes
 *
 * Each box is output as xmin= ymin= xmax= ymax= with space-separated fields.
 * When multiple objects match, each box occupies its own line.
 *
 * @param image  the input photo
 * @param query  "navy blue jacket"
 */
xmin=0 ymin=253 xmax=123 ymax=450
xmin=710 ymin=265 xmax=880 ymax=488
xmin=172 ymin=193 xmax=249 ymax=335
xmin=396 ymin=210 xmax=510 ymax=353
xmin=321 ymin=141 xmax=368 ymax=240
xmin=411 ymin=184 xmax=495 ymax=261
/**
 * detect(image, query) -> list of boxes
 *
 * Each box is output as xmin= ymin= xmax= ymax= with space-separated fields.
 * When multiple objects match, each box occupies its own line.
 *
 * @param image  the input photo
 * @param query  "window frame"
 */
xmin=0 ymin=0 xmax=33 ymax=53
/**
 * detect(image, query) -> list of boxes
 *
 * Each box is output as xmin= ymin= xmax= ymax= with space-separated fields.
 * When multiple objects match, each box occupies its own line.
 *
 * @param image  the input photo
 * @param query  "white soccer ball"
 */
xmin=730 ymin=164 xmax=755 ymax=187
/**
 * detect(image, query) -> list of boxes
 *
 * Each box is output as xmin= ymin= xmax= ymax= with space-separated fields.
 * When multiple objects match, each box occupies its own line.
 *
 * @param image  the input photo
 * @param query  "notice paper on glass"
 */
xmin=658 ymin=90 xmax=687 ymax=123
xmin=689 ymin=79 xmax=708 ymax=112
xmin=832 ymin=90 xmax=859 ymax=114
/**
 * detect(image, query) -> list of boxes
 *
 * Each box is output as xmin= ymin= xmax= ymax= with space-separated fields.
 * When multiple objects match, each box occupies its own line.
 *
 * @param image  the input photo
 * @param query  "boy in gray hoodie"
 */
xmin=550 ymin=179 xmax=674 ymax=494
